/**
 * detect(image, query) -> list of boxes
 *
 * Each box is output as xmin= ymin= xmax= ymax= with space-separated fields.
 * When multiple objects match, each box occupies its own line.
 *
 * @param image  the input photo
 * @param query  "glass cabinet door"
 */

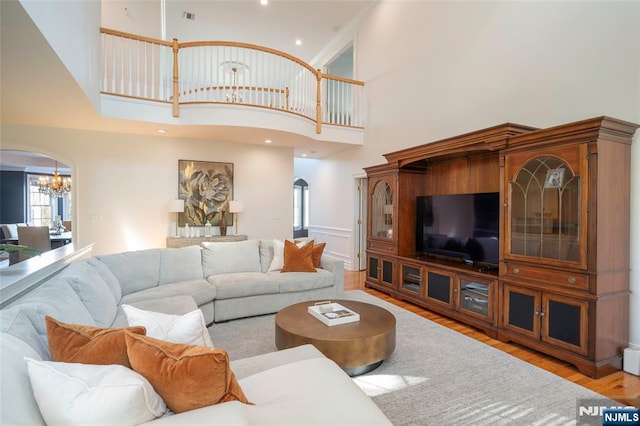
xmin=508 ymin=156 xmax=580 ymax=263
xmin=371 ymin=180 xmax=394 ymax=239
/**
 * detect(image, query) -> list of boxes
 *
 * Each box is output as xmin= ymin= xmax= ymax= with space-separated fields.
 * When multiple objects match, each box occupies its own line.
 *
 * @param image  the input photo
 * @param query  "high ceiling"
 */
xmin=0 ymin=0 xmax=375 ymax=170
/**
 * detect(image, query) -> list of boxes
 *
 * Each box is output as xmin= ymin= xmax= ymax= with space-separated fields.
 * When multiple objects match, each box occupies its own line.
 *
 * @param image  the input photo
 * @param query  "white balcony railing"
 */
xmin=100 ymin=28 xmax=365 ymax=133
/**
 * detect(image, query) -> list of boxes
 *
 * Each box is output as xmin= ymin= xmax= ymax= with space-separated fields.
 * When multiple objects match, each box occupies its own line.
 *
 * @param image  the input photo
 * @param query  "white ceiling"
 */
xmin=0 ymin=0 xmax=374 ymax=171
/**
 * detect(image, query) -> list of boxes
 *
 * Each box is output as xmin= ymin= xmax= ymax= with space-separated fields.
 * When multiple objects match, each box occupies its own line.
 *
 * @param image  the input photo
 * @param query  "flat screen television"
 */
xmin=416 ymin=192 xmax=500 ymax=266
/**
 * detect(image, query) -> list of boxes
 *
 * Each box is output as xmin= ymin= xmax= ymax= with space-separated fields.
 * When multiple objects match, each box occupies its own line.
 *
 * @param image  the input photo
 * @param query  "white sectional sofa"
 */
xmin=0 ymin=239 xmax=391 ymax=425
xmin=99 ymin=238 xmax=344 ymax=324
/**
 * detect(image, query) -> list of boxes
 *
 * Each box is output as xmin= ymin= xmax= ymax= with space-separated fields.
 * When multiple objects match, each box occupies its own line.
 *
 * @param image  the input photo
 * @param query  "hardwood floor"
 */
xmin=344 ymin=270 xmax=640 ymax=407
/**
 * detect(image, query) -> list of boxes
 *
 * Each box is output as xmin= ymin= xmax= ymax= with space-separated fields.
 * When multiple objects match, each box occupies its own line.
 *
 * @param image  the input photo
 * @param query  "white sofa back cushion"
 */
xmin=10 ymin=277 xmax=96 ymax=354
xmin=0 ymin=333 xmax=47 ymax=426
xmin=85 ymin=257 xmax=122 ymax=302
xmin=202 ymin=239 xmax=261 ymax=276
xmin=0 ymin=309 xmax=49 ymax=360
xmin=159 ymin=246 xmax=204 ymax=284
xmin=97 ymin=249 xmax=162 ymax=296
xmin=58 ymin=261 xmax=118 ymax=327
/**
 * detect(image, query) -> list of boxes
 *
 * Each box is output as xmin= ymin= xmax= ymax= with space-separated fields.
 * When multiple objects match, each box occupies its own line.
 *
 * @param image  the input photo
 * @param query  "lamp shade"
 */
xmin=169 ymin=199 xmax=185 ymax=213
xmin=229 ymin=201 xmax=244 ymax=213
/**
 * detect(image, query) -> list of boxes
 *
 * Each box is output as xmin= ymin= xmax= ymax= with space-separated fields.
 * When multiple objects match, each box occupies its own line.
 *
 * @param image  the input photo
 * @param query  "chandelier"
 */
xmin=220 ymin=61 xmax=249 ymax=103
xmin=35 ymin=161 xmax=72 ymax=198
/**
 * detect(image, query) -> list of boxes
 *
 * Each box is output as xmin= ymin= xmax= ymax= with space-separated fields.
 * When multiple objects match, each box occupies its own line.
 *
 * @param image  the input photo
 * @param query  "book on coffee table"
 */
xmin=308 ymin=302 xmax=360 ymax=326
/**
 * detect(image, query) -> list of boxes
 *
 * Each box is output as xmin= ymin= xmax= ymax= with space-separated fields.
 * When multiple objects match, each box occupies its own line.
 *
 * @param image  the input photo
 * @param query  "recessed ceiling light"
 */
xmin=265 ymin=139 xmax=272 ymax=144
xmin=302 ymin=153 xmax=308 ymax=157
xmin=157 ymin=129 xmax=167 ymax=133
xmin=260 ymin=0 xmax=268 ymax=5
xmin=295 ymin=39 xmax=302 ymax=46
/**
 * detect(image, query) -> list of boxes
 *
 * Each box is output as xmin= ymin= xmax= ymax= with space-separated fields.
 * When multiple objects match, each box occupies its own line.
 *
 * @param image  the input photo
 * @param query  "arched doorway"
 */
xmin=0 ymin=150 xmax=72 ymax=231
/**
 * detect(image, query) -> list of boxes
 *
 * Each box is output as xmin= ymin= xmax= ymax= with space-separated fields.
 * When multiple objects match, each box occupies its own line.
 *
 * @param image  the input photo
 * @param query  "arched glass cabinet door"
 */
xmin=371 ymin=180 xmax=394 ymax=239
xmin=508 ymin=156 xmax=580 ymax=262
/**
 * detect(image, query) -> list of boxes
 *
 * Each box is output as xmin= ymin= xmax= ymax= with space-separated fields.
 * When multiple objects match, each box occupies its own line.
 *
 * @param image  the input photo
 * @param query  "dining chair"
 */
xmin=17 ymin=226 xmax=51 ymax=262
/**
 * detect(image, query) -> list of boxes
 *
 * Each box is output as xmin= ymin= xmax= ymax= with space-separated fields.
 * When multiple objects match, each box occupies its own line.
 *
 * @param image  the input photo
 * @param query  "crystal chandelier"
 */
xmin=35 ymin=161 xmax=72 ymax=198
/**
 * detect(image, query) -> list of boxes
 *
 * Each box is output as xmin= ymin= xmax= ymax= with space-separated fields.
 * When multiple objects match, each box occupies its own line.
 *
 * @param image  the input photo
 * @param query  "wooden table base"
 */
xmin=275 ymin=300 xmax=396 ymax=376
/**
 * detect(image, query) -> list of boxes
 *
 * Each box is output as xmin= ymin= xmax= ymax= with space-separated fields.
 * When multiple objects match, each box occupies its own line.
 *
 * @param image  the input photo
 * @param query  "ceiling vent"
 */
xmin=183 ymin=11 xmax=195 ymax=20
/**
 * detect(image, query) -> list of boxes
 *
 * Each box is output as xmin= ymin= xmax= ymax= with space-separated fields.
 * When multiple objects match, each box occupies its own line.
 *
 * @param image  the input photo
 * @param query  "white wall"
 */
xmin=20 ymin=0 xmax=102 ymax=110
xmin=298 ymin=1 xmax=640 ymax=346
xmin=2 ymin=124 xmax=294 ymax=256
xmin=101 ymin=0 xmax=162 ymax=38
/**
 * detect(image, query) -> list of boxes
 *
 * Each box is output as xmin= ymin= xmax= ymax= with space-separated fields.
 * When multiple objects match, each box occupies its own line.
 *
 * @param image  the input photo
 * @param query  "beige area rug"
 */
xmin=209 ymin=290 xmax=616 ymax=425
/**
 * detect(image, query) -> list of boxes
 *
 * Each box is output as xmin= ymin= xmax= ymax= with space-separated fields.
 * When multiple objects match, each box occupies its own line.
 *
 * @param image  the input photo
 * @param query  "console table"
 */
xmin=166 ymin=235 xmax=247 ymax=248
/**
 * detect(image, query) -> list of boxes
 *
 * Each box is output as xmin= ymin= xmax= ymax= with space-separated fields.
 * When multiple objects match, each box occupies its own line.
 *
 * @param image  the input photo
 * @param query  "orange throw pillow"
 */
xmin=281 ymin=239 xmax=316 ymax=273
xmin=311 ymin=242 xmax=326 ymax=268
xmin=124 ymin=330 xmax=251 ymax=413
xmin=45 ymin=316 xmax=146 ymax=368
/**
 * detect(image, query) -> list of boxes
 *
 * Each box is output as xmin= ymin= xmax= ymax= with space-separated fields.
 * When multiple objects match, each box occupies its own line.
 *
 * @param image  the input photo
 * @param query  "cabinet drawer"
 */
xmin=505 ymin=263 xmax=589 ymax=290
xmin=368 ymin=239 xmax=396 ymax=253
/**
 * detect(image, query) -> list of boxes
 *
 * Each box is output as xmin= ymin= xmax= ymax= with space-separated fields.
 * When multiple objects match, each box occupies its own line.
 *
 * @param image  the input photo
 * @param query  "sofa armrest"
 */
xmin=319 ymin=256 xmax=344 ymax=296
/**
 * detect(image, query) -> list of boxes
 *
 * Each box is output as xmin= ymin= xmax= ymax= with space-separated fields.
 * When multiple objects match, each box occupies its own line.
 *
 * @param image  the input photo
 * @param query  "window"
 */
xmin=27 ymin=175 xmax=72 ymax=227
xmin=294 ymin=178 xmax=309 ymax=238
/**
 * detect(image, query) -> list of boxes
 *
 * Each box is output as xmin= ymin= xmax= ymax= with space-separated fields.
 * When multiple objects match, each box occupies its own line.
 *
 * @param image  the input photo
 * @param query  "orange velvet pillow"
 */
xmin=124 ymin=330 xmax=251 ymax=414
xmin=281 ymin=239 xmax=316 ymax=273
xmin=45 ymin=316 xmax=146 ymax=368
xmin=311 ymin=242 xmax=326 ymax=268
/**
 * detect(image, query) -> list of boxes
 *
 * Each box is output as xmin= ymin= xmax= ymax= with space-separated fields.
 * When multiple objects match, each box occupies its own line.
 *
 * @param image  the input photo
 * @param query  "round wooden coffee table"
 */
xmin=275 ymin=300 xmax=396 ymax=376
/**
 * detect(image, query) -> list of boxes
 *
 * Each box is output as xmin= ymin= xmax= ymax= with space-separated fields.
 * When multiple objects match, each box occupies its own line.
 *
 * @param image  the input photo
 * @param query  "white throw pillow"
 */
xmin=122 ymin=305 xmax=214 ymax=347
xmin=25 ymin=358 xmax=167 ymax=426
xmin=268 ymin=239 xmax=308 ymax=272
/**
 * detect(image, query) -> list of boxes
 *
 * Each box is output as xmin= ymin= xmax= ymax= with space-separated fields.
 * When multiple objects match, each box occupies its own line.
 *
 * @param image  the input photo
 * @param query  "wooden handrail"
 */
xmin=320 ymin=73 xmax=365 ymax=86
xmin=100 ymin=27 xmax=171 ymax=47
xmin=178 ymin=40 xmax=319 ymax=77
xmin=100 ymin=27 xmax=366 ymax=131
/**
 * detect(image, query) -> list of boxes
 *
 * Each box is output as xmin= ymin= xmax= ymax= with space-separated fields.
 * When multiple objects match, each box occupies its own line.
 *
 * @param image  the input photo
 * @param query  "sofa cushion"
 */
xmin=58 ymin=261 xmax=118 ymax=327
xmin=111 ymin=295 xmax=199 ymax=328
xmin=125 ymin=331 xmax=251 ymax=414
xmin=206 ymin=273 xmax=279 ymax=299
xmin=136 ymin=401 xmax=249 ymax=425
xmin=231 ymin=344 xmax=325 ymax=380
xmin=0 ymin=308 xmax=49 ymax=360
xmin=97 ymin=249 xmax=161 ymax=296
xmin=26 ymin=358 xmax=167 ymax=426
xmin=270 ymin=268 xmax=335 ymax=293
xmin=159 ymin=245 xmax=204 ymax=284
xmin=202 ymin=239 xmax=262 ymax=276
xmin=120 ymin=279 xmax=216 ymax=307
xmin=10 ymin=278 xmax=96 ymax=354
xmin=281 ymin=240 xmax=316 ymax=273
xmin=45 ymin=316 xmax=146 ymax=368
xmin=0 ymin=333 xmax=47 ymax=426
xmin=238 ymin=357 xmax=391 ymax=425
xmin=122 ymin=305 xmax=213 ymax=347
xmin=85 ymin=257 xmax=122 ymax=302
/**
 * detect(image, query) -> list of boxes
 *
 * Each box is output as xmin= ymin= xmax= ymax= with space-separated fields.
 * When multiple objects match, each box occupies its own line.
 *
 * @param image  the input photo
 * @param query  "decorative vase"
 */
xmin=219 ymin=210 xmax=227 ymax=236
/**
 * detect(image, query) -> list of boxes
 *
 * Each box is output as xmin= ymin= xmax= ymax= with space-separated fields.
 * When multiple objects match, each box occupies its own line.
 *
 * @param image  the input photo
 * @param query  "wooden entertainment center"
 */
xmin=364 ymin=116 xmax=639 ymax=378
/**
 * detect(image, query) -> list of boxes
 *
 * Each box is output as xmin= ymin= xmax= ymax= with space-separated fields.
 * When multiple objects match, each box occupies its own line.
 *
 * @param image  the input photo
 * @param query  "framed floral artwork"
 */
xmin=178 ymin=160 xmax=233 ymax=227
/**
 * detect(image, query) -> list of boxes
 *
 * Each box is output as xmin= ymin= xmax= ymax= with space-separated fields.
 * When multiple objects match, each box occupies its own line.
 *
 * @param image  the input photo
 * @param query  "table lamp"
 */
xmin=229 ymin=200 xmax=244 ymax=235
xmin=169 ymin=199 xmax=185 ymax=237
